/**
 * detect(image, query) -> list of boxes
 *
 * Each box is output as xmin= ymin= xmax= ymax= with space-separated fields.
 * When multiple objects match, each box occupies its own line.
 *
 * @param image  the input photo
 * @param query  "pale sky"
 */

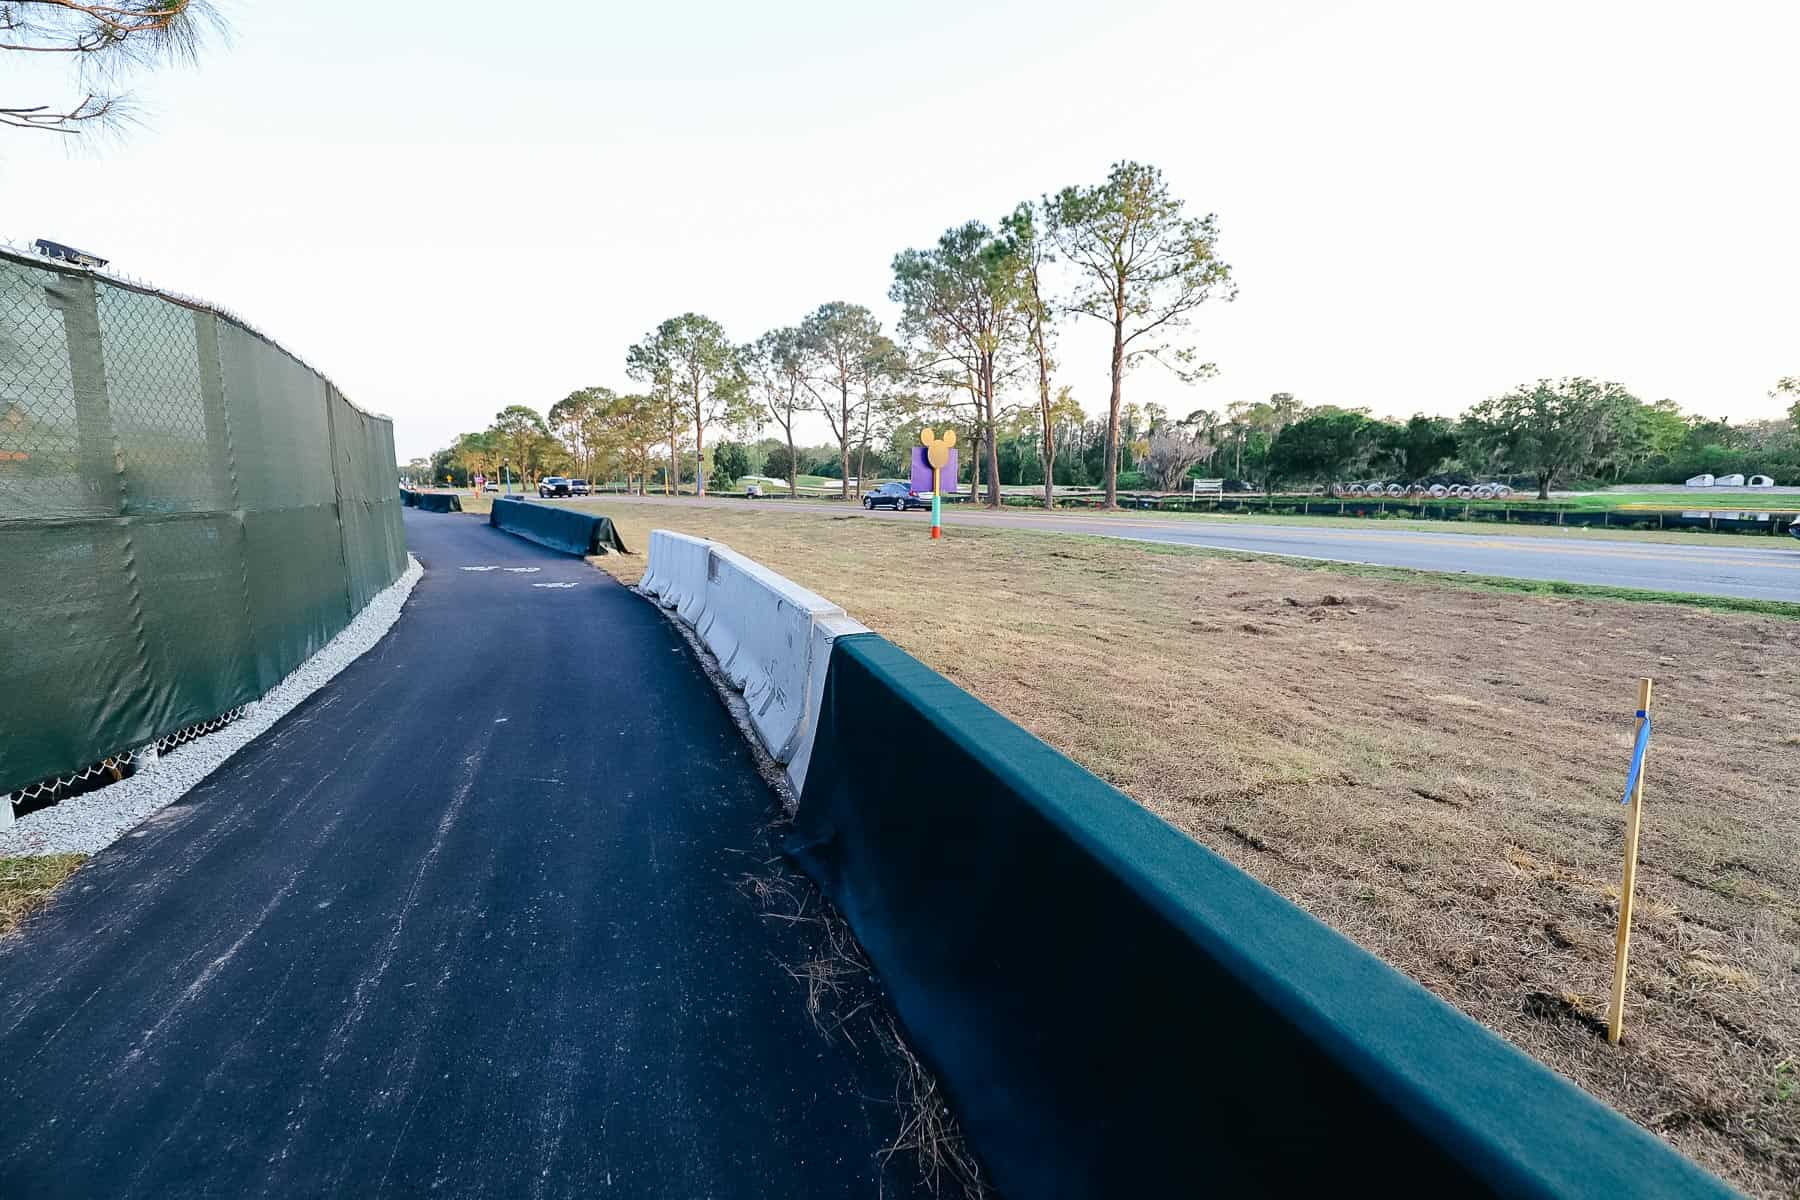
xmin=6 ymin=0 xmax=1796 ymax=460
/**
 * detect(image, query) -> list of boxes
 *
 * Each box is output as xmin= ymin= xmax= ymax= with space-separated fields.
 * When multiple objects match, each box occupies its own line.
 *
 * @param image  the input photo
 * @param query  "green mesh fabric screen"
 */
xmin=0 ymin=248 xmax=406 ymax=795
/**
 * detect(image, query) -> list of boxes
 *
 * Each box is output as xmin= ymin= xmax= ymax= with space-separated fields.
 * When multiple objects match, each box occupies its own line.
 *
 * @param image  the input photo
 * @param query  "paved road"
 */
xmin=592 ymin=495 xmax=1800 ymax=602
xmin=0 ymin=510 xmax=924 ymax=1198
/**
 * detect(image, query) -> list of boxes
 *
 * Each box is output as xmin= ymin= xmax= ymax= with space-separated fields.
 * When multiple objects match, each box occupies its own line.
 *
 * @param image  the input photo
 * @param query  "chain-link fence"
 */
xmin=0 ymin=245 xmax=406 ymax=810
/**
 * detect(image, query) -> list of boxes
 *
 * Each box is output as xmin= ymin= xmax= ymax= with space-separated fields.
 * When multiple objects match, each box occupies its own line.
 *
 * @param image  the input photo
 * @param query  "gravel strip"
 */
xmin=0 ymin=556 xmax=424 ymax=857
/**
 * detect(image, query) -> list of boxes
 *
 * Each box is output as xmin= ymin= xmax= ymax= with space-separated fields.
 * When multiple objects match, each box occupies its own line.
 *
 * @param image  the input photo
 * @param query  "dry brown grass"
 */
xmin=0 ymin=854 xmax=85 ymax=936
xmin=590 ymin=498 xmax=1800 ymax=1198
xmin=734 ymin=827 xmax=987 ymax=1198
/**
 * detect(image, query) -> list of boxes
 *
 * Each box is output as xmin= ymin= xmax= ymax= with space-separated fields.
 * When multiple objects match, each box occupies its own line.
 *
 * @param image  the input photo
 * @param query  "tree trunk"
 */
xmin=1104 ymin=302 xmax=1125 ymax=510
xmin=786 ymin=428 xmax=797 ymax=500
xmin=839 ymin=381 xmax=851 ymax=501
xmin=981 ymin=355 xmax=1001 ymax=508
xmin=1538 ymin=470 xmax=1551 ymax=501
xmin=694 ymin=406 xmax=706 ymax=497
xmin=666 ymin=412 xmax=677 ymax=496
xmin=1036 ymin=326 xmax=1055 ymax=511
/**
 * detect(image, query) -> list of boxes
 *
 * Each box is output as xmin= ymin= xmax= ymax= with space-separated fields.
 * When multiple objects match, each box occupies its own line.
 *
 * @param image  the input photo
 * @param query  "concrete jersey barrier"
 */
xmin=697 ymin=547 xmax=846 ymax=767
xmin=489 ymin=497 xmax=629 ymax=556
xmin=637 ymin=532 xmax=1736 ymax=1196
xmin=640 ymin=530 xmax=717 ymax=627
xmin=639 ymin=530 xmax=867 ymax=795
xmin=785 ymin=634 xmax=1739 ymax=1199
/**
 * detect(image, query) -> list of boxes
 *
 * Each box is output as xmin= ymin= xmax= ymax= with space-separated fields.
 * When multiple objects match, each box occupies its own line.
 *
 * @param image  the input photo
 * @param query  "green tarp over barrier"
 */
xmin=787 ymin=635 xmax=1736 ymax=1200
xmin=0 ymin=249 xmax=406 ymax=796
xmin=489 ymin=497 xmax=629 ymax=556
xmin=412 ymin=491 xmax=462 ymax=513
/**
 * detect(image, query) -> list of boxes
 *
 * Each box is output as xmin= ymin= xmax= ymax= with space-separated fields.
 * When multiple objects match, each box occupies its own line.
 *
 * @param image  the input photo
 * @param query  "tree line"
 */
xmin=420 ymin=160 xmax=1797 ymax=503
xmin=422 ymin=161 xmax=1234 ymax=508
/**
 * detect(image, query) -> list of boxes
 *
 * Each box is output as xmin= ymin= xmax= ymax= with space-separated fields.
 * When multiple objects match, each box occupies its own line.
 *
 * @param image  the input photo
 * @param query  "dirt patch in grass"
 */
xmin=589 ymin=498 xmax=1800 ymax=1198
xmin=1 ymin=854 xmax=85 ymax=936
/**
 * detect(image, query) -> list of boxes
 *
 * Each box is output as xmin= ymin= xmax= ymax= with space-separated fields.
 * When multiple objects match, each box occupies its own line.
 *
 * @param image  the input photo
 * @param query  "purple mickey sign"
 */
xmin=910 ymin=445 xmax=958 ymax=495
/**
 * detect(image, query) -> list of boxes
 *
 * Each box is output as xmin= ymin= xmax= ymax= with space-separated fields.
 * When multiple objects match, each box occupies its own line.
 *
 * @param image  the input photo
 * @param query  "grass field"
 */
xmin=584 ymin=498 xmax=1800 ymax=1198
xmin=1555 ymin=490 xmax=1800 ymax=511
xmin=0 ymin=854 xmax=84 ymax=937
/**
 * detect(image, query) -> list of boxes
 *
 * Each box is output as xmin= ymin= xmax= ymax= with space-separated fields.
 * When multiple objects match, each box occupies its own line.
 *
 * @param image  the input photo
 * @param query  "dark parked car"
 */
xmin=538 ymin=476 xmax=571 ymax=498
xmin=569 ymin=478 xmax=592 ymax=495
xmin=862 ymin=481 xmax=926 ymax=511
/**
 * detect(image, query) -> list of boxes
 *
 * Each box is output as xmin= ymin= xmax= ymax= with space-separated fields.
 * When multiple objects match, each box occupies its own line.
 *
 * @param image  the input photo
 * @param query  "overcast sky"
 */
xmin=6 ymin=0 xmax=1796 ymax=459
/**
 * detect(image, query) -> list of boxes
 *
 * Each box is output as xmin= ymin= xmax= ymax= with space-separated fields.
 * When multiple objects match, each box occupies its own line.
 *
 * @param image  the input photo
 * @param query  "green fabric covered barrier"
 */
xmin=0 ymin=249 xmax=406 ymax=796
xmin=489 ymin=497 xmax=629 ymax=555
xmin=787 ymin=634 xmax=1736 ymax=1200
xmin=412 ymin=491 xmax=463 ymax=513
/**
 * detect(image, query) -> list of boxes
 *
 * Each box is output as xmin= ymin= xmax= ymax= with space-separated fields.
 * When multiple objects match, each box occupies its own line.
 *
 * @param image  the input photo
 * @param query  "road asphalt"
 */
xmin=0 ymin=509 xmax=927 ymax=1198
xmin=589 ymin=494 xmax=1800 ymax=603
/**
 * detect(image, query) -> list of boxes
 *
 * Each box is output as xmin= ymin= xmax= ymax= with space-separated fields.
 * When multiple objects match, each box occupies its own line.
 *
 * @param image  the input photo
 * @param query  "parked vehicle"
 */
xmin=483 ymin=481 xmax=502 ymax=493
xmin=538 ymin=476 xmax=572 ymax=497
xmin=862 ymin=481 xmax=926 ymax=511
xmin=569 ymin=478 xmax=591 ymax=495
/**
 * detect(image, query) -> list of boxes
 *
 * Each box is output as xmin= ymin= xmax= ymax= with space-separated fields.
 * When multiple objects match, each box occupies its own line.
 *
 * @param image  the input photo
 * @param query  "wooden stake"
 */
xmin=1608 ymin=677 xmax=1653 ymax=1045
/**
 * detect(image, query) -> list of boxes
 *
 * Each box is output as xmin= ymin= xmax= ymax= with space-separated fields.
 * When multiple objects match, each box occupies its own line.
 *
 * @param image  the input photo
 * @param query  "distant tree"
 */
xmin=711 ymin=441 xmax=750 ymax=488
xmin=548 ymin=387 xmax=621 ymax=483
xmin=852 ymin=336 xmax=905 ymax=489
xmin=1379 ymin=414 xmax=1460 ymax=480
xmin=1638 ymin=398 xmax=1691 ymax=464
xmin=1000 ymin=201 xmax=1063 ymax=511
xmin=491 ymin=404 xmax=551 ymax=486
xmin=1776 ymin=377 xmax=1800 ymax=426
xmin=761 ymin=443 xmax=797 ymax=485
xmin=1045 ymin=162 xmax=1235 ymax=509
xmin=452 ymin=431 xmax=501 ymax=485
xmin=1222 ymin=393 xmax=1302 ymax=483
xmin=626 ymin=314 xmax=748 ymax=496
xmin=798 ymin=302 xmax=887 ymax=500
xmin=612 ymin=393 xmax=660 ymax=495
xmin=1464 ymin=378 xmax=1637 ymax=499
xmin=742 ymin=327 xmax=810 ymax=497
xmin=1139 ymin=417 xmax=1218 ymax=491
xmin=3 ymin=0 xmax=224 ymax=135
xmin=1266 ymin=409 xmax=1378 ymax=489
xmin=890 ymin=223 xmax=1026 ymax=507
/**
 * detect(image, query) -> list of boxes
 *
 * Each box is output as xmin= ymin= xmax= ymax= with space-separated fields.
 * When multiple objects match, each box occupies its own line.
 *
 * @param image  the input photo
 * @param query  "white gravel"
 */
xmin=0 ymin=555 xmax=424 ymax=858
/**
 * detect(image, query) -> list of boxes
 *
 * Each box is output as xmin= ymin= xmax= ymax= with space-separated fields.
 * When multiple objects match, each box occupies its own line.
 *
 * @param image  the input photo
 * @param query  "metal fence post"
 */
xmin=43 ymin=273 xmax=122 ymax=513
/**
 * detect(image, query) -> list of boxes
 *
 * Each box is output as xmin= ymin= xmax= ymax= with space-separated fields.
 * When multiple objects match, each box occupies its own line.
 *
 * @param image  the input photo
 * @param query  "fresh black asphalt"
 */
xmin=0 ymin=509 xmax=925 ymax=1198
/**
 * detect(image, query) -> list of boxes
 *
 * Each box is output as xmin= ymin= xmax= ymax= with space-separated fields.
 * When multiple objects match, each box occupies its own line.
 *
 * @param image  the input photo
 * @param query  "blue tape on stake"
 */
xmin=1621 ymin=710 xmax=1652 ymax=805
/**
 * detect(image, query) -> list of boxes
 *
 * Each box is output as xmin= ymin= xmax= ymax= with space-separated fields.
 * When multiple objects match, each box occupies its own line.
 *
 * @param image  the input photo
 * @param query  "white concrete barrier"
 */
xmin=640 ymin=530 xmax=715 ymax=627
xmin=783 ymin=611 xmax=869 ymax=796
xmin=699 ymin=547 xmax=847 ymax=766
xmin=640 ymin=529 xmax=869 ymax=796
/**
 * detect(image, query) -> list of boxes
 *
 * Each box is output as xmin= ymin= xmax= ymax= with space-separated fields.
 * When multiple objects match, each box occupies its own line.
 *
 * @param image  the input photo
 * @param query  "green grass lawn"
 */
xmin=1547 ymin=491 xmax=1800 ymax=510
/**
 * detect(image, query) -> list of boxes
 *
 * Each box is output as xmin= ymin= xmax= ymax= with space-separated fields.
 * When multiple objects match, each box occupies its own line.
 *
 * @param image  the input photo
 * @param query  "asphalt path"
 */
xmin=0 ymin=509 xmax=925 ymax=1198
xmin=589 ymin=494 xmax=1800 ymax=602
